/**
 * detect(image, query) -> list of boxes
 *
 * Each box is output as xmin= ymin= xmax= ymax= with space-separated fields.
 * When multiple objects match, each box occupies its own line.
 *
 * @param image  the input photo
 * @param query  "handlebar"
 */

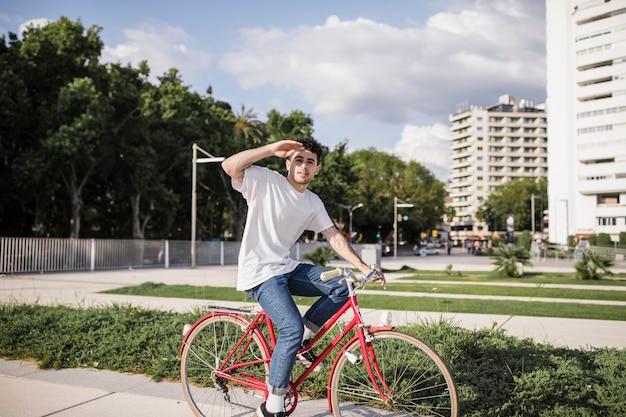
xmin=320 ymin=264 xmax=382 ymax=286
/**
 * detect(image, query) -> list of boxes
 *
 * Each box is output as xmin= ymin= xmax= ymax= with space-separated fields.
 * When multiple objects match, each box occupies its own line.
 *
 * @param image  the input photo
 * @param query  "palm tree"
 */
xmin=234 ymin=105 xmax=265 ymax=146
xmin=490 ymin=244 xmax=532 ymax=277
xmin=574 ymin=250 xmax=614 ymax=280
xmin=444 ymin=205 xmax=456 ymax=223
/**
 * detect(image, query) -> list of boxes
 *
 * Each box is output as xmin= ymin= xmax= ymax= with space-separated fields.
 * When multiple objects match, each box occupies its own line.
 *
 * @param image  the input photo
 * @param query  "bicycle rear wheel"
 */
xmin=180 ymin=314 xmax=270 ymax=417
xmin=329 ymin=329 xmax=459 ymax=417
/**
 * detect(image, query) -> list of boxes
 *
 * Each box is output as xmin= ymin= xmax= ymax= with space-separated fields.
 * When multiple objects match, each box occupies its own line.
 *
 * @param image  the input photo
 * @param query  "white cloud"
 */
xmin=219 ymin=0 xmax=544 ymax=181
xmin=101 ymin=19 xmax=213 ymax=87
xmin=220 ymin=0 xmax=546 ymax=125
xmin=387 ymin=123 xmax=452 ymax=182
xmin=18 ymin=18 xmax=51 ymax=37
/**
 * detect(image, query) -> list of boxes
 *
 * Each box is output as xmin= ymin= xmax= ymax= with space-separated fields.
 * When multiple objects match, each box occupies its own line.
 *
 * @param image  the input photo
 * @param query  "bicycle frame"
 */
xmin=179 ymin=274 xmax=395 ymax=414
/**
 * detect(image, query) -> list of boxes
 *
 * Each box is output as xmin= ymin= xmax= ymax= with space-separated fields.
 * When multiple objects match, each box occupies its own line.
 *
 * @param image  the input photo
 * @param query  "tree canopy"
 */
xmin=477 ymin=177 xmax=548 ymax=233
xmin=0 ymin=17 xmax=446 ymax=242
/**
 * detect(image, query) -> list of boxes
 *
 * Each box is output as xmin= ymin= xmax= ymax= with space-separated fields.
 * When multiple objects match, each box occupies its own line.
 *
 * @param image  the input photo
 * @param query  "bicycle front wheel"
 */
xmin=329 ymin=330 xmax=459 ymax=417
xmin=180 ymin=314 xmax=270 ymax=417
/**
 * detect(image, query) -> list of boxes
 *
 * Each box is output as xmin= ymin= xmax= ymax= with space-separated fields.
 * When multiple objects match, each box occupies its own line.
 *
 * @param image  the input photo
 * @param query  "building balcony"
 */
xmin=578 ymin=177 xmax=626 ymax=194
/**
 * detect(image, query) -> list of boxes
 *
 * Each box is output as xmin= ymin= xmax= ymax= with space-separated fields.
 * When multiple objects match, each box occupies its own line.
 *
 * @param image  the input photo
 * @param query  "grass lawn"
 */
xmin=102 ymin=273 xmax=626 ymax=321
xmin=393 ymin=270 xmax=626 ymax=285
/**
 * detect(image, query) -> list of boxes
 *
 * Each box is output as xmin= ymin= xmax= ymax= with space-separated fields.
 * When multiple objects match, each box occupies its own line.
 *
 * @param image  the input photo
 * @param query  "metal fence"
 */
xmin=0 ymin=237 xmax=350 ymax=275
xmin=3 ymin=237 xmax=624 ymax=275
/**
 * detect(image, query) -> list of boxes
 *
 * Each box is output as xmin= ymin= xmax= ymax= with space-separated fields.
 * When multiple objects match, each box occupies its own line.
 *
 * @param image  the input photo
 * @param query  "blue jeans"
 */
xmin=245 ymin=263 xmax=349 ymax=394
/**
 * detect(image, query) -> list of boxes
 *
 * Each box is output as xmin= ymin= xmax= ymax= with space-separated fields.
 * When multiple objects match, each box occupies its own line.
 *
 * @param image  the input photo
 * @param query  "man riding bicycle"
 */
xmin=222 ymin=138 xmax=385 ymax=417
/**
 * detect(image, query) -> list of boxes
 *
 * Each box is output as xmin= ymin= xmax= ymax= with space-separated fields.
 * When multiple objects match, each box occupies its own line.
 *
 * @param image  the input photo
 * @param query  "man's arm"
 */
xmin=221 ymin=140 xmax=305 ymax=182
xmin=321 ymin=226 xmax=386 ymax=285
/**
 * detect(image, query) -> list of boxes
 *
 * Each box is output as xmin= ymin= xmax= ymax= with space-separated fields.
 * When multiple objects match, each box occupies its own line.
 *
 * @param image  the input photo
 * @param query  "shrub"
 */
xmin=590 ymin=233 xmax=613 ymax=247
xmin=1 ymin=305 xmax=625 ymax=416
xmin=302 ymin=245 xmax=335 ymax=266
xmin=490 ymin=244 xmax=533 ymax=277
xmin=517 ymin=230 xmax=532 ymax=251
xmin=574 ymin=251 xmax=614 ymax=280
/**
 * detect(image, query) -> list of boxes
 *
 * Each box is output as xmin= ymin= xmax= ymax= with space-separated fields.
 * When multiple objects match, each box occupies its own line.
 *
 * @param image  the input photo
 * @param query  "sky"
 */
xmin=0 ymin=0 xmax=547 ymax=181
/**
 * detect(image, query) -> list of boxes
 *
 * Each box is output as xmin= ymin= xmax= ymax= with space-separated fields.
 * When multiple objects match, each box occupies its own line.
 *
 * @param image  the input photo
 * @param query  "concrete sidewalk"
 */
xmin=1 ymin=253 xmax=625 ymax=417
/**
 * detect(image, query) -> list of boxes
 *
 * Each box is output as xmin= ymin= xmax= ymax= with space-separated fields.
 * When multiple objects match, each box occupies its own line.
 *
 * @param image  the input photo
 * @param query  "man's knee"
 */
xmin=276 ymin=315 xmax=304 ymax=341
xmin=330 ymin=280 xmax=349 ymax=302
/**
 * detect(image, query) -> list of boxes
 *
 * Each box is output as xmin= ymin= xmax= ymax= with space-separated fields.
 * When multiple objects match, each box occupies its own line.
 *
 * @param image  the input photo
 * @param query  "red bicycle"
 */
xmin=180 ymin=267 xmax=459 ymax=416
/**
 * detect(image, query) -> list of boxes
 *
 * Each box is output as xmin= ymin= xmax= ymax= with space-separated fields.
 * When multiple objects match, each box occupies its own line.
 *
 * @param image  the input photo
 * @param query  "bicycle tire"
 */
xmin=329 ymin=329 xmax=459 ymax=417
xmin=181 ymin=313 xmax=270 ymax=417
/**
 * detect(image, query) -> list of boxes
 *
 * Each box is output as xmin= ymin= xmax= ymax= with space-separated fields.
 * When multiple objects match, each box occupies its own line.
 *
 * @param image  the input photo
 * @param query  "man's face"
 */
xmin=285 ymin=149 xmax=320 ymax=186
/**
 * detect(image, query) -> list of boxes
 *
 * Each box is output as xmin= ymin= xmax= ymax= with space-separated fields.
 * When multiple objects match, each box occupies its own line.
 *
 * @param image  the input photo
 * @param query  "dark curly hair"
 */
xmin=296 ymin=138 xmax=323 ymax=162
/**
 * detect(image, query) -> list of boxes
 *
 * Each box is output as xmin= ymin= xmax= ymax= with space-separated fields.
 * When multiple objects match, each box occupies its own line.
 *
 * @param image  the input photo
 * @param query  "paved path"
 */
xmin=0 ymin=252 xmax=625 ymax=417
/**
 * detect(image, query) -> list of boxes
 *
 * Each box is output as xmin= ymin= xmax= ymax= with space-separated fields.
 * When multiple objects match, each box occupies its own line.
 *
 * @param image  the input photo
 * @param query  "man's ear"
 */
xmin=285 ymin=158 xmax=292 ymax=170
xmin=315 ymin=164 xmax=321 ymax=175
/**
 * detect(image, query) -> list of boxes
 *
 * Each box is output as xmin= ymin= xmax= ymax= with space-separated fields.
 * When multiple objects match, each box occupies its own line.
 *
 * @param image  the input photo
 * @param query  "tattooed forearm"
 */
xmin=324 ymin=228 xmax=357 ymax=257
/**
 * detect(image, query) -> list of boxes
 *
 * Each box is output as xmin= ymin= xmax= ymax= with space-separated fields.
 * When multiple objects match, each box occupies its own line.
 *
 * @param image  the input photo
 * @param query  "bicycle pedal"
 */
xmin=295 ymin=353 xmax=324 ymax=372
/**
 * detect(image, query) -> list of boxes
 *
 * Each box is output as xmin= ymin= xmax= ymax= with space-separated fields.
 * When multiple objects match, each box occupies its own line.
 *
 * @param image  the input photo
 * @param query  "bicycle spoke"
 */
xmin=181 ymin=314 xmax=269 ymax=417
xmin=329 ymin=330 xmax=459 ymax=417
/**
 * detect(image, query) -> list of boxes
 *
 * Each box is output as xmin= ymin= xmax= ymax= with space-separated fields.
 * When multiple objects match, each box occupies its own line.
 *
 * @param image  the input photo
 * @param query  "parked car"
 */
xmin=414 ymin=245 xmax=440 ymax=256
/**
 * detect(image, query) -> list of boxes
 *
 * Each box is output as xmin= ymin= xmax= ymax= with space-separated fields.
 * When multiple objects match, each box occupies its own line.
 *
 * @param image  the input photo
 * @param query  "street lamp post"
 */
xmin=531 ymin=194 xmax=543 ymax=237
xmin=191 ymin=143 xmax=224 ymax=268
xmin=394 ymin=196 xmax=414 ymax=259
xmin=339 ymin=203 xmax=364 ymax=242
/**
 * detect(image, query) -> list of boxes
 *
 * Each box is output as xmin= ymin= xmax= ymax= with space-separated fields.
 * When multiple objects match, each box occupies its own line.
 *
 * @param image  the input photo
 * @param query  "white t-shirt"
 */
xmin=232 ymin=165 xmax=334 ymax=291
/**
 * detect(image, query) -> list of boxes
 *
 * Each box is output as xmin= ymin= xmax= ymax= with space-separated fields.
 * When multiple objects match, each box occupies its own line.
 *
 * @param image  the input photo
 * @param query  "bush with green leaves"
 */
xmin=301 ymin=245 xmax=336 ymax=266
xmin=1 ymin=304 xmax=624 ymax=416
xmin=517 ymin=230 xmax=532 ymax=251
xmin=574 ymin=250 xmax=614 ymax=280
xmin=490 ymin=244 xmax=533 ymax=277
xmin=589 ymin=233 xmax=614 ymax=247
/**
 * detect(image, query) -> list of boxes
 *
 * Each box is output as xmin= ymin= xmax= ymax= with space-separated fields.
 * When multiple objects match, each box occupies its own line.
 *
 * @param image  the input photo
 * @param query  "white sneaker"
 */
xmin=295 ymin=341 xmax=323 ymax=372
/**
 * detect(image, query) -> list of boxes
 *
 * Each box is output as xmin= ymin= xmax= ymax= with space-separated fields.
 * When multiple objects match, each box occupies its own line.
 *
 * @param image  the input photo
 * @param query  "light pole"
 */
xmin=394 ymin=197 xmax=414 ymax=259
xmin=191 ymin=143 xmax=224 ymax=268
xmin=531 ymin=194 xmax=542 ymax=237
xmin=339 ymin=203 xmax=364 ymax=242
xmin=559 ymin=199 xmax=569 ymax=246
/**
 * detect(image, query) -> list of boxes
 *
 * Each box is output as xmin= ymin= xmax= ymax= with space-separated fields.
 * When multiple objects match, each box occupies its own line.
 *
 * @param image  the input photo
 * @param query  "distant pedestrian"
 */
xmin=447 ymin=240 xmax=452 ymax=255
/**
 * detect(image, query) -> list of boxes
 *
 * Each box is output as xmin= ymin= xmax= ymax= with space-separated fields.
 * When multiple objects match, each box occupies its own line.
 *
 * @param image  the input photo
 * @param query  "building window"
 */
xmin=597 ymin=193 xmax=620 ymax=204
xmin=597 ymin=217 xmax=617 ymax=226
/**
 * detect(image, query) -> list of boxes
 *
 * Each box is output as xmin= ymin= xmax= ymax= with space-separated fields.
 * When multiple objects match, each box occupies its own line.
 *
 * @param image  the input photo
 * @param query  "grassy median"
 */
xmin=101 ymin=266 xmax=626 ymax=321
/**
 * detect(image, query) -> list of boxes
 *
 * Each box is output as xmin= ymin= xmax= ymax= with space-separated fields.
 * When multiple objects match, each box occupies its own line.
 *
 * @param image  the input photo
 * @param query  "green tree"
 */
xmin=479 ymin=177 xmax=547 ymax=232
xmin=233 ymin=105 xmax=265 ymax=147
xmin=309 ymin=142 xmax=358 ymax=232
xmin=0 ymin=32 xmax=33 ymax=236
xmin=349 ymin=149 xmax=446 ymax=243
xmin=193 ymin=100 xmax=242 ymax=241
xmin=139 ymin=69 xmax=214 ymax=240
xmin=47 ymin=77 xmax=113 ymax=238
xmin=444 ymin=205 xmax=456 ymax=224
xmin=265 ymin=109 xmax=314 ymax=142
xmin=10 ymin=17 xmax=105 ymax=237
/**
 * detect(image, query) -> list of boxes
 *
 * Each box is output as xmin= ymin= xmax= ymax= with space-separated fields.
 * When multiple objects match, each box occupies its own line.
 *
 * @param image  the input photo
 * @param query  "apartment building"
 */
xmin=448 ymin=95 xmax=548 ymax=241
xmin=546 ymin=0 xmax=626 ymax=245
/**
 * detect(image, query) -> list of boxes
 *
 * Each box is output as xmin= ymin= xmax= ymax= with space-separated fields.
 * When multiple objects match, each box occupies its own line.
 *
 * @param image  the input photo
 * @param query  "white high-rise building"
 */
xmin=546 ymin=0 xmax=626 ymax=245
xmin=448 ymin=95 xmax=547 ymax=241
